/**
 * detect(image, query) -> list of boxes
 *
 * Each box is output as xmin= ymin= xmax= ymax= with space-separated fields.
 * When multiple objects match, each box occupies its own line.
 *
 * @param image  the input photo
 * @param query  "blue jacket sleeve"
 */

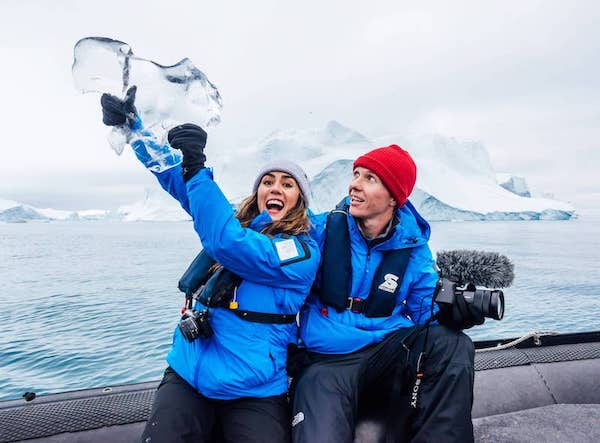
xmin=126 ymin=117 xmax=190 ymax=214
xmin=186 ymin=169 xmax=320 ymax=289
xmin=126 ymin=141 xmax=190 ymax=215
xmin=405 ymin=244 xmax=440 ymax=325
xmin=152 ymin=166 xmax=191 ymax=215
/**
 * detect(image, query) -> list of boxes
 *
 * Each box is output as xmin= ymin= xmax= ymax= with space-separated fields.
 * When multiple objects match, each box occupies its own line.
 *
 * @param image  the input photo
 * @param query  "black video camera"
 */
xmin=434 ymin=278 xmax=504 ymax=321
xmin=434 ymin=249 xmax=514 ymax=323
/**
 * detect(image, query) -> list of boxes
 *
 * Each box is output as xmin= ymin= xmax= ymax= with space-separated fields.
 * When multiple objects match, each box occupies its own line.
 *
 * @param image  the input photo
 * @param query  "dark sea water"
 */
xmin=1 ymin=219 xmax=599 ymax=401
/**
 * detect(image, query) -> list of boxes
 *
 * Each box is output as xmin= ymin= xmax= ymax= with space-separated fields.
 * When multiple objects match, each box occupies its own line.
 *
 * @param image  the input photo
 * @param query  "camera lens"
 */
xmin=491 ymin=291 xmax=504 ymax=320
xmin=472 ymin=289 xmax=504 ymax=320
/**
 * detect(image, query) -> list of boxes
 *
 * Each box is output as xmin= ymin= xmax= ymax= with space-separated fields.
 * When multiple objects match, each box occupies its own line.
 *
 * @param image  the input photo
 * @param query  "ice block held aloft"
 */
xmin=72 ymin=36 xmax=222 ymax=157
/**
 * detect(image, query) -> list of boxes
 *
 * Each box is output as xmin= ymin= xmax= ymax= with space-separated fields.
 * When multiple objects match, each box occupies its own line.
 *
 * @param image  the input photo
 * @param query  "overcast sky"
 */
xmin=1 ymin=0 xmax=598 ymax=211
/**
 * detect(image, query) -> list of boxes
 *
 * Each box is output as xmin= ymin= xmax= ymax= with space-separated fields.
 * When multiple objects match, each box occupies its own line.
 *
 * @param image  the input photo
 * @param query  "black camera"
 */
xmin=435 ymin=278 xmax=504 ymax=321
xmin=179 ymin=309 xmax=214 ymax=342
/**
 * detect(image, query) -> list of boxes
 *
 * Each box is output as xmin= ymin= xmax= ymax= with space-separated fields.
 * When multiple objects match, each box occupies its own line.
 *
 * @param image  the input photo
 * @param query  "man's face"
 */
xmin=257 ymin=171 xmax=301 ymax=221
xmin=348 ymin=166 xmax=396 ymax=221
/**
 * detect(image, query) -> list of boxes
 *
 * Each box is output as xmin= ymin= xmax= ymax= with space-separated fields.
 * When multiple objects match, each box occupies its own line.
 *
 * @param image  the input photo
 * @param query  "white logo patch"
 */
xmin=275 ymin=239 xmax=300 ymax=261
xmin=292 ymin=411 xmax=305 ymax=427
xmin=378 ymin=273 xmax=399 ymax=293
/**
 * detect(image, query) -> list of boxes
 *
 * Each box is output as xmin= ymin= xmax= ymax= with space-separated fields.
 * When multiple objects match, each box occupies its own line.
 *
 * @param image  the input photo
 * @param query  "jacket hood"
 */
xmin=399 ymin=199 xmax=431 ymax=242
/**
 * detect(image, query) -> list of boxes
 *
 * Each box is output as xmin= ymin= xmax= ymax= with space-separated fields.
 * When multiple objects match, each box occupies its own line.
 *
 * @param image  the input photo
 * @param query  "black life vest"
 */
xmin=178 ymin=250 xmax=296 ymax=324
xmin=178 ymin=249 xmax=219 ymax=297
xmin=318 ymin=199 xmax=414 ymax=318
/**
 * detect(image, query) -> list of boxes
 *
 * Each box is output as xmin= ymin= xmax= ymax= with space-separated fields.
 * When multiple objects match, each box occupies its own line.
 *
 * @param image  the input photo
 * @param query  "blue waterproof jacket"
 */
xmin=300 ymin=197 xmax=439 ymax=354
xmin=130 ymin=135 xmax=320 ymax=399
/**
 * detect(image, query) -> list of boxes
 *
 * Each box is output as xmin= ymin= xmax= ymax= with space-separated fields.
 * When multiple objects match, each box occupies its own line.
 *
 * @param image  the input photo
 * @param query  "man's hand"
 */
xmin=167 ymin=123 xmax=208 ymax=182
xmin=100 ymin=86 xmax=137 ymax=127
xmin=436 ymin=290 xmax=485 ymax=330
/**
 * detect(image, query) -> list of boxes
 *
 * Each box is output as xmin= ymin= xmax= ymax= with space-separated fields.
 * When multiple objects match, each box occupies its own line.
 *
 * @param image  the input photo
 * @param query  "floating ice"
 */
xmin=72 ymin=37 xmax=222 ymax=156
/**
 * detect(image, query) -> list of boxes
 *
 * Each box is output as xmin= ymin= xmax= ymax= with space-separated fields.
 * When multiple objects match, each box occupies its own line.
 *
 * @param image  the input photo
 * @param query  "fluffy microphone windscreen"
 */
xmin=436 ymin=250 xmax=514 ymax=288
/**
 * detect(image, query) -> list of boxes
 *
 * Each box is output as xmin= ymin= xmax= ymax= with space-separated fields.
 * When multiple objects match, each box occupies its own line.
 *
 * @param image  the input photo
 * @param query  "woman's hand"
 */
xmin=168 ymin=123 xmax=208 ymax=182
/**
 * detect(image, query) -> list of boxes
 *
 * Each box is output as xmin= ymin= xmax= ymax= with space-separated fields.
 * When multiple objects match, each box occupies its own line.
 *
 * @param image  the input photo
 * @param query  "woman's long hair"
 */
xmin=236 ymin=191 xmax=310 ymax=236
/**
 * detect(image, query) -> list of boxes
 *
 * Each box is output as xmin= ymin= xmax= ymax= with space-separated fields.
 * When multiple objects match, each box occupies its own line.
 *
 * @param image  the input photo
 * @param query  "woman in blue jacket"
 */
xmin=100 ymin=91 xmax=320 ymax=442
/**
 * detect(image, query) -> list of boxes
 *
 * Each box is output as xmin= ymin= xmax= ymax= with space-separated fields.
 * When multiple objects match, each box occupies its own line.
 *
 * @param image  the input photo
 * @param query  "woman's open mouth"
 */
xmin=266 ymin=199 xmax=285 ymax=215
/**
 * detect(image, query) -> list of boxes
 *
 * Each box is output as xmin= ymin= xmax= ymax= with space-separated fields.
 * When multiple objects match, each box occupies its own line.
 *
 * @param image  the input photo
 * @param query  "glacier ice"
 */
xmin=0 ymin=199 xmax=114 ymax=222
xmin=117 ymin=188 xmax=190 ymax=222
xmin=309 ymin=159 xmax=354 ymax=213
xmin=213 ymin=123 xmax=576 ymax=221
xmin=248 ymin=123 xmax=575 ymax=221
xmin=409 ymin=189 xmax=573 ymax=221
xmin=3 ymin=121 xmax=576 ymax=222
xmin=72 ymin=36 xmax=222 ymax=156
xmin=497 ymin=174 xmax=531 ymax=197
xmin=0 ymin=206 xmax=48 ymax=223
xmin=322 ymin=121 xmax=369 ymax=145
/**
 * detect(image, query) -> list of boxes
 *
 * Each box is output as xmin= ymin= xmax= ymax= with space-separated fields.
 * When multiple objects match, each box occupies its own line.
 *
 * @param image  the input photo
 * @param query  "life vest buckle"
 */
xmin=346 ymin=297 xmax=366 ymax=314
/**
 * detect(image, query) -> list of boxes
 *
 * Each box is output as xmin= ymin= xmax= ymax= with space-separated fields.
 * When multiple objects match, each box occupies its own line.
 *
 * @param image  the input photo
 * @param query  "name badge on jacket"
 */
xmin=273 ymin=237 xmax=311 ymax=266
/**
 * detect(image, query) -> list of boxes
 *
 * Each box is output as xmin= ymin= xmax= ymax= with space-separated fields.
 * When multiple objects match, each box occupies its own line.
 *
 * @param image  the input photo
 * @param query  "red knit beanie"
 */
xmin=353 ymin=144 xmax=417 ymax=207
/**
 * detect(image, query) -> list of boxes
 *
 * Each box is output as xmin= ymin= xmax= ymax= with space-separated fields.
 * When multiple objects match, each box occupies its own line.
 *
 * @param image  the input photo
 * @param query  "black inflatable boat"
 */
xmin=1 ymin=330 xmax=599 ymax=443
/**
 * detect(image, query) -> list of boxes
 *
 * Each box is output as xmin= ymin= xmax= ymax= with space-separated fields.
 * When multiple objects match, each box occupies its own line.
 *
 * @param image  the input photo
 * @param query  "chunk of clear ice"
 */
xmin=72 ymin=37 xmax=222 ymax=164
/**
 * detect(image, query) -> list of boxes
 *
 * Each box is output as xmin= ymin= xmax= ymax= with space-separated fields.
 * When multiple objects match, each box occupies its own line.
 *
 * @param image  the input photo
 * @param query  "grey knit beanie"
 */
xmin=252 ymin=159 xmax=311 ymax=205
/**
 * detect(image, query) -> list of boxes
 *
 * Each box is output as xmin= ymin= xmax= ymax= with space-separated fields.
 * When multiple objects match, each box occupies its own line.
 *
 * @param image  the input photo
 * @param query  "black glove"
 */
xmin=436 ymin=290 xmax=485 ymax=330
xmin=167 ymin=123 xmax=208 ymax=182
xmin=100 ymin=86 xmax=137 ymax=127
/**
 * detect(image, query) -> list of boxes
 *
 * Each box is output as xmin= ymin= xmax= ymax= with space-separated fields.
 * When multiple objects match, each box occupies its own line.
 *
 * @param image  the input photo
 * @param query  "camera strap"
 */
xmin=406 ymin=299 xmax=436 ymax=410
xmin=409 ymin=350 xmax=428 ymax=409
xmin=391 ymin=318 xmax=434 ymax=412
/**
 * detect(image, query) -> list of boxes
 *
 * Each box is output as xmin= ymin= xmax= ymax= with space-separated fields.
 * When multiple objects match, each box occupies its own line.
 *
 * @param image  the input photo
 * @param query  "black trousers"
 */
xmin=290 ymin=325 xmax=475 ymax=443
xmin=141 ymin=367 xmax=291 ymax=443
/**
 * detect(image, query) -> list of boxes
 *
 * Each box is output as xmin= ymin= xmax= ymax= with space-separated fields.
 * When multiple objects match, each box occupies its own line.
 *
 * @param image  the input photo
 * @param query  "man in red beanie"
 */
xmin=291 ymin=145 xmax=477 ymax=442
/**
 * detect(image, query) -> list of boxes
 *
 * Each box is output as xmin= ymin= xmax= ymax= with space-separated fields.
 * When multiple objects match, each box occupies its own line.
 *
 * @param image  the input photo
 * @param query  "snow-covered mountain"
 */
xmin=2 ymin=121 xmax=575 ymax=222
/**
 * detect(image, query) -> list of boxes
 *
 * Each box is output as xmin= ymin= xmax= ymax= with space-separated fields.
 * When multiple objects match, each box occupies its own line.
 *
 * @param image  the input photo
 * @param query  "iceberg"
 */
xmin=5 ymin=122 xmax=575 ymax=222
xmin=0 ymin=198 xmax=111 ymax=222
xmin=216 ymin=122 xmax=575 ymax=221
xmin=0 ymin=205 xmax=48 ymax=222
xmin=215 ymin=121 xmax=371 ymax=203
xmin=36 ymin=208 xmax=112 ymax=221
xmin=309 ymin=159 xmax=355 ymax=212
xmin=496 ymin=173 xmax=531 ymax=198
xmin=0 ymin=193 xmax=189 ymax=223
xmin=117 ymin=188 xmax=190 ymax=222
xmin=395 ymin=134 xmax=574 ymax=220
xmin=0 ymin=198 xmax=49 ymax=222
